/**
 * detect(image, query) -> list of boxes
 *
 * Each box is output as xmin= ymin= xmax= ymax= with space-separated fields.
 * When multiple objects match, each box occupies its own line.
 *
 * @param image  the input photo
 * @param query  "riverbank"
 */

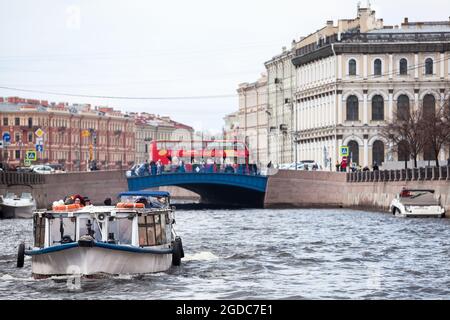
xmin=264 ymin=170 xmax=450 ymax=216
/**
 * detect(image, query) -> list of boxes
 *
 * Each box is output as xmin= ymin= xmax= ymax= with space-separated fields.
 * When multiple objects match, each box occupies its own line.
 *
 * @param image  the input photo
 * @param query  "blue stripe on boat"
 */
xmin=25 ymin=242 xmax=173 ymax=256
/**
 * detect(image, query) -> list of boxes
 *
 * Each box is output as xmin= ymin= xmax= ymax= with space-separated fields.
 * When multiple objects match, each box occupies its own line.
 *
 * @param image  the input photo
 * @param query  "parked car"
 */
xmin=16 ymin=167 xmax=34 ymax=173
xmin=287 ymin=161 xmax=323 ymax=171
xmin=32 ymin=165 xmax=55 ymax=175
xmin=390 ymin=189 xmax=445 ymax=218
xmin=47 ymin=164 xmax=66 ymax=173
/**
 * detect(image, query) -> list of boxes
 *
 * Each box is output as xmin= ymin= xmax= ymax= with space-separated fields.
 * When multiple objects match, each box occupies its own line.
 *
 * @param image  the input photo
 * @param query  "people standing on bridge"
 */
xmin=335 ymin=161 xmax=340 ymax=172
xmin=150 ymin=161 xmax=157 ymax=175
xmin=157 ymin=160 xmax=162 ymax=175
xmin=373 ymin=162 xmax=380 ymax=172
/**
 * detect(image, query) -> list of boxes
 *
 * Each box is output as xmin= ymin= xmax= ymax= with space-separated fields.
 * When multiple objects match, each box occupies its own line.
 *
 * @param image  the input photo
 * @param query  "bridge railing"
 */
xmin=132 ymin=164 xmax=263 ymax=177
xmin=0 ymin=172 xmax=46 ymax=185
xmin=346 ymin=167 xmax=450 ymax=183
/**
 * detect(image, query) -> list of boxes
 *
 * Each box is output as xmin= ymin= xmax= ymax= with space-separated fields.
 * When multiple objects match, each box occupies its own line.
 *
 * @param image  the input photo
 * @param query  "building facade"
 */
xmin=237 ymin=74 xmax=269 ymax=165
xmin=0 ymin=97 xmax=135 ymax=171
xmin=292 ymin=5 xmax=450 ymax=170
xmin=265 ymin=46 xmax=297 ymax=166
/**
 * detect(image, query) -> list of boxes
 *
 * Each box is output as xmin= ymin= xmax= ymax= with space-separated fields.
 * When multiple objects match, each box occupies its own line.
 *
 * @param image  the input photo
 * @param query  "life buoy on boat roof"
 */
xmin=116 ymin=203 xmax=145 ymax=209
xmin=53 ymin=204 xmax=82 ymax=211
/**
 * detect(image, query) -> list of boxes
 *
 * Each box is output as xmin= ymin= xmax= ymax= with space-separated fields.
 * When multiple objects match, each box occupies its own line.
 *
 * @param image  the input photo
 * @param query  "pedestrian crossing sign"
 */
xmin=340 ymin=146 xmax=349 ymax=157
xmin=25 ymin=150 xmax=37 ymax=161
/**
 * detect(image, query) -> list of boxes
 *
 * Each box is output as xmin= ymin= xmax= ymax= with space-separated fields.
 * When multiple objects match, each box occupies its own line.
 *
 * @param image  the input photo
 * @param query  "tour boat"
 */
xmin=390 ymin=189 xmax=445 ymax=218
xmin=0 ymin=192 xmax=37 ymax=219
xmin=17 ymin=191 xmax=184 ymax=278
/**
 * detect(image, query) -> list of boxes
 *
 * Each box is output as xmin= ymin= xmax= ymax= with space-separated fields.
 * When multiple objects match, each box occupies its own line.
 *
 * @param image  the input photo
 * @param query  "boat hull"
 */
xmin=0 ymin=203 xmax=36 ymax=219
xmin=31 ymin=246 xmax=173 ymax=277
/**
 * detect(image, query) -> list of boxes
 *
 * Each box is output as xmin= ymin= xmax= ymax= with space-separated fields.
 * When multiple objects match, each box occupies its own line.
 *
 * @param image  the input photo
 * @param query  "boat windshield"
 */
xmin=4 ymin=193 xmax=16 ymax=199
xmin=49 ymin=216 xmax=77 ymax=245
xmin=120 ymin=195 xmax=169 ymax=209
xmin=21 ymin=193 xmax=33 ymax=199
xmin=108 ymin=218 xmax=133 ymax=245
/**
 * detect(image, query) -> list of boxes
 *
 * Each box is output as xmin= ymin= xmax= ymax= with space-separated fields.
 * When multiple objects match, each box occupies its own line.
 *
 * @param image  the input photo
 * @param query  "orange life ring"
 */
xmin=53 ymin=204 xmax=82 ymax=211
xmin=116 ymin=203 xmax=145 ymax=209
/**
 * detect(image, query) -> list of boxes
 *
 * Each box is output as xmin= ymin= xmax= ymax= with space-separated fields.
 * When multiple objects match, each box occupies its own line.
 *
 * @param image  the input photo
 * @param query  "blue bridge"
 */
xmin=127 ymin=173 xmax=268 ymax=208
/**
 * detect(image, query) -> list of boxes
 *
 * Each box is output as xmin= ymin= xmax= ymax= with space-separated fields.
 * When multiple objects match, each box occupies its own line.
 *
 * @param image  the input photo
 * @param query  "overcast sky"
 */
xmin=1 ymin=0 xmax=450 ymax=132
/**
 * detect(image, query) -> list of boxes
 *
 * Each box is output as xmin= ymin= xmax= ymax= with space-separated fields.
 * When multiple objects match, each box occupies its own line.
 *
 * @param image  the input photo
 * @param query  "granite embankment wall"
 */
xmin=264 ymin=170 xmax=450 ymax=214
xmin=0 ymin=171 xmax=199 ymax=209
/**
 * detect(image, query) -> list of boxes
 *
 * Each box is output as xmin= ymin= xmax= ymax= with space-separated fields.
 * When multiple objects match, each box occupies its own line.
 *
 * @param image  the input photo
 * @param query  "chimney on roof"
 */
xmin=404 ymin=17 xmax=409 ymax=24
xmin=326 ymin=20 xmax=333 ymax=26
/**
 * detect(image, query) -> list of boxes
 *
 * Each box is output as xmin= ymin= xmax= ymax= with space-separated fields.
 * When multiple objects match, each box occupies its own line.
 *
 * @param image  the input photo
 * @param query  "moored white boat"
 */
xmin=390 ymin=189 xmax=445 ymax=218
xmin=17 ymin=191 xmax=184 ymax=278
xmin=0 ymin=192 xmax=37 ymax=219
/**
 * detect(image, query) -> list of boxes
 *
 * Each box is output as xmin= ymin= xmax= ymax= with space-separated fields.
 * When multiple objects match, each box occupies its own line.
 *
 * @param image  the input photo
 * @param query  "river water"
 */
xmin=1 ymin=208 xmax=450 ymax=300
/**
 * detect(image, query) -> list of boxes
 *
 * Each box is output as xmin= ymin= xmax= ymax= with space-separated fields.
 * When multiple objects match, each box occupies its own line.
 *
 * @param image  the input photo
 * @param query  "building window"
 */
xmin=374 ymin=59 xmax=382 ymax=76
xmin=373 ymin=141 xmax=385 ymax=166
xmin=15 ymin=118 xmax=20 ymax=126
xmin=346 ymin=95 xmax=359 ymax=121
xmin=372 ymin=95 xmax=384 ymax=121
xmin=15 ymin=150 xmax=21 ymax=159
xmin=348 ymin=141 xmax=360 ymax=166
xmin=398 ymin=140 xmax=410 ymax=162
xmin=397 ymin=95 xmax=410 ymax=121
xmin=423 ymin=94 xmax=436 ymax=119
xmin=3 ymin=118 xmax=8 ymax=126
xmin=423 ymin=143 xmax=436 ymax=161
xmin=425 ymin=58 xmax=434 ymax=75
xmin=28 ymin=117 xmax=33 ymax=128
xmin=15 ymin=133 xmax=20 ymax=142
xmin=349 ymin=59 xmax=357 ymax=76
xmin=28 ymin=132 xmax=33 ymax=143
xmin=399 ymin=58 xmax=408 ymax=75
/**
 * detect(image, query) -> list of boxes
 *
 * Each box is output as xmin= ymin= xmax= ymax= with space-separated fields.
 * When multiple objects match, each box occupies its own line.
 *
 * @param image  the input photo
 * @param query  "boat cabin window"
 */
xmin=107 ymin=218 xmax=133 ymax=245
xmin=34 ymin=216 xmax=46 ymax=248
xmin=49 ymin=216 xmax=77 ymax=245
xmin=138 ymin=214 xmax=167 ymax=247
xmin=78 ymin=218 xmax=103 ymax=242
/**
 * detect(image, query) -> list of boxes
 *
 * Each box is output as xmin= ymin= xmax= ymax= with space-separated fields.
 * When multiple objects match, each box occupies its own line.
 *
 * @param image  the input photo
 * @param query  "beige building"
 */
xmin=223 ymin=111 xmax=239 ymax=140
xmin=237 ymin=74 xmax=268 ymax=165
xmin=265 ymin=46 xmax=297 ymax=166
xmin=292 ymin=5 xmax=450 ymax=169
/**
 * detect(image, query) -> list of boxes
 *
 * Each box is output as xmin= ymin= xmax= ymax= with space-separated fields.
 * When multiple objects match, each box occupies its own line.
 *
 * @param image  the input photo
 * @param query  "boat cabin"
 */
xmin=33 ymin=191 xmax=175 ymax=250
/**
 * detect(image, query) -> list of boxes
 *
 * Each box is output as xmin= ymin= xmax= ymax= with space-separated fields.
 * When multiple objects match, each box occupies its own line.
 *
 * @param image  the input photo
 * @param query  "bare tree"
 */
xmin=381 ymin=108 xmax=426 ymax=169
xmin=421 ymin=101 xmax=450 ymax=168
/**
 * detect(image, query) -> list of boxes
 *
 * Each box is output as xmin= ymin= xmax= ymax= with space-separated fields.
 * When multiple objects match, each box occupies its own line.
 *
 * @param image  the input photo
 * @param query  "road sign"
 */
xmin=36 ymin=137 xmax=44 ymax=145
xmin=35 ymin=128 xmax=45 ymax=138
xmin=340 ymin=146 xmax=349 ymax=157
xmin=36 ymin=145 xmax=44 ymax=153
xmin=2 ymin=132 xmax=11 ymax=143
xmin=25 ymin=150 xmax=37 ymax=161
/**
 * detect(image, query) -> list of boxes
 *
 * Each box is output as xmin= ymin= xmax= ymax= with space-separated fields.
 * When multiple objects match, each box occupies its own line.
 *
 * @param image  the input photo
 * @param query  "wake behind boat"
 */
xmin=0 ymin=192 xmax=37 ymax=219
xmin=17 ymin=191 xmax=184 ymax=278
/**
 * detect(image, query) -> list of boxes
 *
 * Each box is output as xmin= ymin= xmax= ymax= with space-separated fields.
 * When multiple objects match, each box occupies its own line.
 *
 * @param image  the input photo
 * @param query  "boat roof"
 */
xmin=118 ymin=191 xmax=170 ymax=197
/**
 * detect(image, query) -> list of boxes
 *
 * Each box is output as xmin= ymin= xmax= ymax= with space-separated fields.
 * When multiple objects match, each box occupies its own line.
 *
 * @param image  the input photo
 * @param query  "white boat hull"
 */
xmin=0 ymin=203 xmax=36 ymax=219
xmin=31 ymin=246 xmax=173 ymax=277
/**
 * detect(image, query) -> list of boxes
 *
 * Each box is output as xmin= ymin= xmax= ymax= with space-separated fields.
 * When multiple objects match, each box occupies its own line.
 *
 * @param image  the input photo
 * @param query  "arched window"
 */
xmin=398 ymin=140 xmax=410 ymax=162
xmin=372 ymin=95 xmax=384 ymax=121
xmin=348 ymin=141 xmax=360 ymax=166
xmin=399 ymin=58 xmax=408 ymax=75
xmin=425 ymin=58 xmax=434 ymax=75
xmin=346 ymin=95 xmax=359 ymax=121
xmin=349 ymin=59 xmax=357 ymax=76
xmin=374 ymin=59 xmax=382 ymax=76
xmin=373 ymin=141 xmax=385 ymax=166
xmin=397 ymin=95 xmax=410 ymax=121
xmin=423 ymin=94 xmax=436 ymax=119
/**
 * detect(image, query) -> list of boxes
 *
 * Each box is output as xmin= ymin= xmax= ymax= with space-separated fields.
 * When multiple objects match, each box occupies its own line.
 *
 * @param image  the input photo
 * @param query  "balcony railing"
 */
xmin=341 ymin=32 xmax=450 ymax=43
xmin=347 ymin=167 xmax=450 ymax=183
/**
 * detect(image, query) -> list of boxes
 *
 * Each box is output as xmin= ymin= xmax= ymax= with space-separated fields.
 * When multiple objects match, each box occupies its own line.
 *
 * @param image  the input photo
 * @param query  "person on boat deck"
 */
xmin=84 ymin=198 xmax=92 ymax=206
xmin=104 ymin=198 xmax=112 ymax=206
xmin=135 ymin=197 xmax=149 ymax=207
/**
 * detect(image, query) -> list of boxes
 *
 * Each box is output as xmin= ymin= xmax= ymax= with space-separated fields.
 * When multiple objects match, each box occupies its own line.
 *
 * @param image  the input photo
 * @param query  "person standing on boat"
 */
xmin=157 ymin=160 xmax=162 ymax=175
